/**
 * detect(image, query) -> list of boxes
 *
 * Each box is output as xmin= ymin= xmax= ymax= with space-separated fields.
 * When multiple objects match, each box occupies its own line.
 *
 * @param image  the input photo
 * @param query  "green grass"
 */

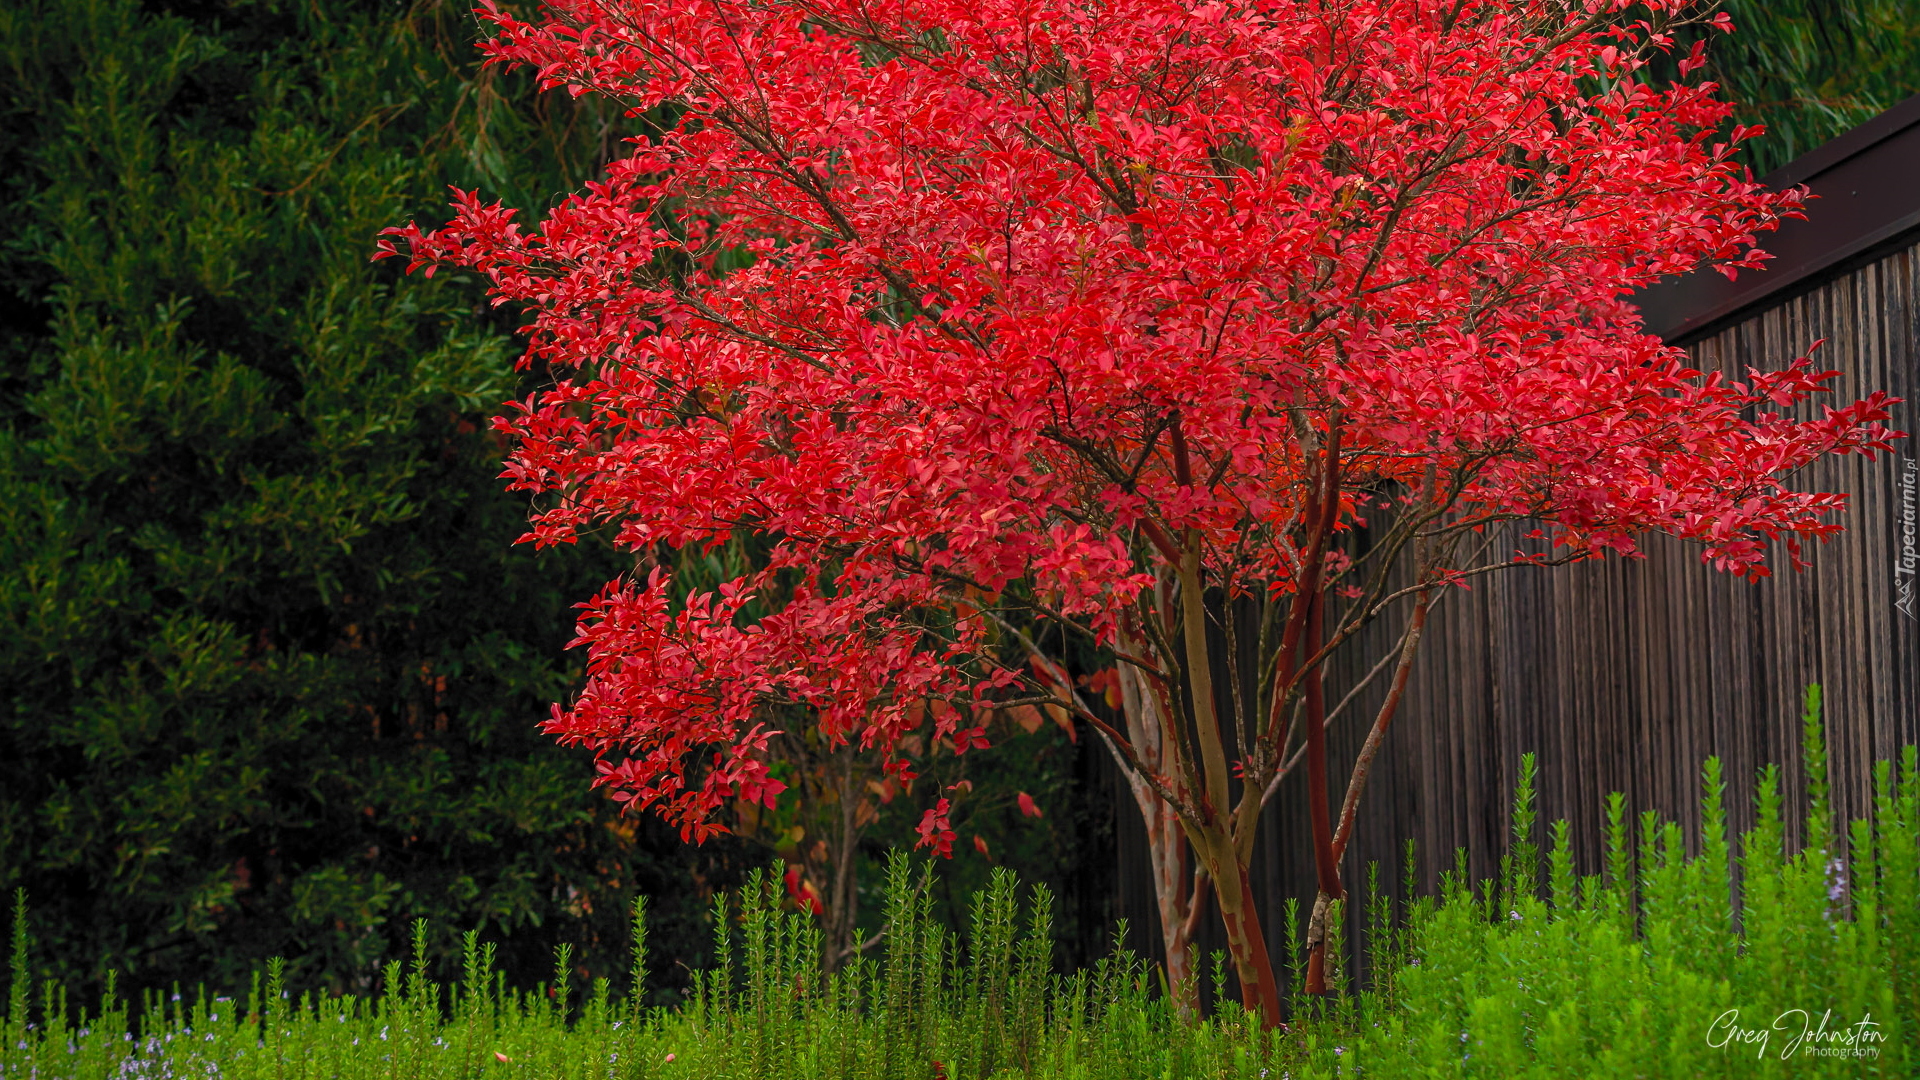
xmin=5 ymin=689 xmax=1916 ymax=1078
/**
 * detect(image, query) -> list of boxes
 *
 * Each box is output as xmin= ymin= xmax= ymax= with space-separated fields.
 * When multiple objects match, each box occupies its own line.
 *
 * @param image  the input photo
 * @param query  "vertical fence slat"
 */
xmin=1109 ymin=234 xmax=1920 ymax=992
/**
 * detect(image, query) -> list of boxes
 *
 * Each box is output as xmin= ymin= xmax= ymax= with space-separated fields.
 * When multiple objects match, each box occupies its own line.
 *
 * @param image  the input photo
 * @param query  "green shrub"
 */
xmin=1707 ymin=0 xmax=1920 ymax=174
xmin=0 ymin=858 xmax=1349 ymax=1080
xmin=1363 ymin=688 xmax=1915 ymax=1077
xmin=3 ymin=692 xmax=1912 ymax=1078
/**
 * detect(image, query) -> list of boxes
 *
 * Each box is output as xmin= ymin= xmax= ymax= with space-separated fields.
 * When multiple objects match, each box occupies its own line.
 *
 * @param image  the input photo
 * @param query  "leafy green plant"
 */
xmin=1364 ymin=687 xmax=1916 ymax=1077
xmin=1710 ymin=0 xmax=1920 ymax=174
xmin=1641 ymin=1 xmax=1920 ymax=174
xmin=0 ymin=860 xmax=1347 ymax=1080
xmin=3 ymin=692 xmax=1912 ymax=1078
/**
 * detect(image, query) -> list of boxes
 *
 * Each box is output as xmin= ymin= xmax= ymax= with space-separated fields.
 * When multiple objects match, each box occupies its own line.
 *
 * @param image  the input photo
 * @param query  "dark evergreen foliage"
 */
xmin=0 ymin=0 xmax=1112 ymax=1003
xmin=0 ymin=0 xmax=760 ymax=1001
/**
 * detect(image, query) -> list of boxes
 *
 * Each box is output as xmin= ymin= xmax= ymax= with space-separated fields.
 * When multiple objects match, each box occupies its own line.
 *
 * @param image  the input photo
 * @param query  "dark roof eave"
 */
xmin=1629 ymin=91 xmax=1920 ymax=345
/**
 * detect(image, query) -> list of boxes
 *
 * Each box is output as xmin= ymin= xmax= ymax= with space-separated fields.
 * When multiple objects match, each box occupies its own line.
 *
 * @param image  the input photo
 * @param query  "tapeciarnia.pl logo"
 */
xmin=1897 ymin=455 xmax=1917 ymax=619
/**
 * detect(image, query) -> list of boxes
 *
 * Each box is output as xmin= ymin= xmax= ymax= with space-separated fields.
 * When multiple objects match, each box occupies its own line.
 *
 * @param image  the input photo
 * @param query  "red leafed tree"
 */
xmin=382 ymin=0 xmax=1899 ymax=1026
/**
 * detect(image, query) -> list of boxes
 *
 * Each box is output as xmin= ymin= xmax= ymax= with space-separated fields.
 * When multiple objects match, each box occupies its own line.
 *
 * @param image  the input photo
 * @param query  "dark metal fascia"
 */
xmin=1630 ymin=90 xmax=1920 ymax=344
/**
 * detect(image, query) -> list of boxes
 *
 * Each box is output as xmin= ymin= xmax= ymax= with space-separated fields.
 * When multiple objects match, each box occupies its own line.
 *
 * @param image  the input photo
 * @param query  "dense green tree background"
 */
xmin=0 ymin=0 xmax=1912 ymax=1008
xmin=0 ymin=0 xmax=1113 ymax=1003
xmin=1708 ymin=0 xmax=1920 ymax=174
xmin=0 ymin=0 xmax=769 ymax=1001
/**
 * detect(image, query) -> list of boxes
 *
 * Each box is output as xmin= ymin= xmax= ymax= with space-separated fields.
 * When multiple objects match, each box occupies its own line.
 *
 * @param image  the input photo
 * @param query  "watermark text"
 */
xmin=1707 ymin=1008 xmax=1885 ymax=1061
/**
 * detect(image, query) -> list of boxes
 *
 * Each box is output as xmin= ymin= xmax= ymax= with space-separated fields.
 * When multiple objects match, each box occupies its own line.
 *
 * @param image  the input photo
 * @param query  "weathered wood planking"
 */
xmin=1107 ymin=237 xmax=1920 ymax=993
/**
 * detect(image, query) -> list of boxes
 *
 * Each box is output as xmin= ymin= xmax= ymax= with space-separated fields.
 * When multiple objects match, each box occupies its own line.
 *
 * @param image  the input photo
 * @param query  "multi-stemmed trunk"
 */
xmin=1100 ymin=621 xmax=1283 ymax=1025
xmin=1073 ymin=422 xmax=1446 ymax=1027
xmin=1109 ymin=648 xmax=1208 ymax=1014
xmin=746 ymin=741 xmax=873 ymax=973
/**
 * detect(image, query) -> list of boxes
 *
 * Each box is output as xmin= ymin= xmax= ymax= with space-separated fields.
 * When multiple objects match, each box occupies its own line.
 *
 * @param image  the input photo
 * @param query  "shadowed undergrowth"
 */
xmin=4 ymin=691 xmax=1916 ymax=1078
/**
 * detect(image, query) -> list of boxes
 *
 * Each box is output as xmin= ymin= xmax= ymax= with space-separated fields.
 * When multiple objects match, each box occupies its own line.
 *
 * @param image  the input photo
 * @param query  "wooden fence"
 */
xmin=1107 ymin=234 xmax=1920 ymax=989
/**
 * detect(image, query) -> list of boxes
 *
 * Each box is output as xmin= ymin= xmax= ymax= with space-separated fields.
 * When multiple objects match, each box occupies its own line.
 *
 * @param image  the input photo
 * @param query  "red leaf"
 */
xmin=386 ymin=0 xmax=1898 ymax=915
xmin=915 ymin=799 xmax=956 ymax=859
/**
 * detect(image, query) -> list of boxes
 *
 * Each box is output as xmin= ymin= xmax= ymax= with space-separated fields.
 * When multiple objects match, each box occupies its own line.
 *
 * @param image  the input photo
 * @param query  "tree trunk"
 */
xmin=1174 ymin=528 xmax=1286 ymax=1030
xmin=1110 ymin=633 xmax=1208 ymax=1016
xmin=1301 ymin=592 xmax=1345 ymax=996
xmin=1200 ymin=835 xmax=1283 ymax=1027
xmin=822 ymin=756 xmax=863 ymax=972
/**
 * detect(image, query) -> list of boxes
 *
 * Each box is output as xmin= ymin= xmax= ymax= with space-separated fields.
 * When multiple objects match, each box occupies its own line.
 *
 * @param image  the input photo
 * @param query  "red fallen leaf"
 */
xmin=494 ymin=1051 xmax=511 ymax=1063
xmin=1016 ymin=791 xmax=1043 ymax=819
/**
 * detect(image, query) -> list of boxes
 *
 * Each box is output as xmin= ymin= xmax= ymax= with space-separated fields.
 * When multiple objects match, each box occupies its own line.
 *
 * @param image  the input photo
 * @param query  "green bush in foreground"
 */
xmin=4 ymin=692 xmax=1915 ymax=1078
xmin=1359 ymin=690 xmax=1917 ymax=1078
xmin=0 ymin=860 xmax=1342 ymax=1080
